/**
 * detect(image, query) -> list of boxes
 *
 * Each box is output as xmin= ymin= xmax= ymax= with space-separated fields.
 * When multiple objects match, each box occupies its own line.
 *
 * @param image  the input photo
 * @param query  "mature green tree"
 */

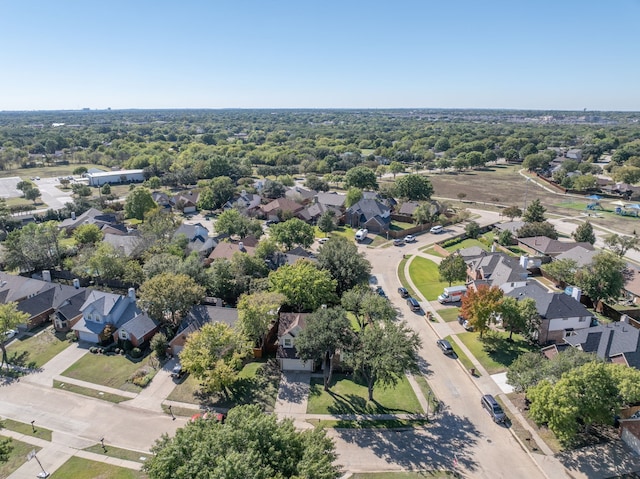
xmin=497 ymin=229 xmax=514 ymax=246
xmin=528 ymin=362 xmax=620 ymax=445
xmin=574 ymin=252 xmax=627 ymax=310
xmin=612 ymin=165 xmax=640 ymax=184
xmin=572 ymin=221 xmax=596 ymax=245
xmin=139 ymin=272 xmax=205 ymax=328
xmin=0 ymin=303 xmax=29 ymax=367
xmin=199 ymin=176 xmax=235 ymax=210
xmin=296 ymin=307 xmax=353 ymax=390
xmin=394 ymin=174 xmax=433 ymax=201
xmin=316 ymin=236 xmax=372 ymax=296
xmin=146 ymin=176 xmax=162 ymax=190
xmin=502 ymin=205 xmax=522 ymax=221
xmin=143 ymin=405 xmax=340 ymax=479
xmin=73 ymin=223 xmax=103 ymax=245
xmin=438 ymin=254 xmax=467 ymax=287
xmin=24 ymin=186 xmax=41 ymax=203
xmin=268 ymin=260 xmax=337 ymax=312
xmin=3 ymin=222 xmax=65 ymax=272
xmin=609 ymin=364 xmax=640 ymax=405
xmin=254 ymin=238 xmax=279 ymax=260
xmin=0 ymin=431 xmax=12 ymax=464
xmin=205 ymin=259 xmax=240 ymax=304
xmin=499 ymin=297 xmax=535 ymax=340
xmin=522 ymin=198 xmax=546 ymax=223
xmin=543 ymin=258 xmax=578 ymax=286
xmin=215 ymin=208 xmax=263 ymax=238
xmin=465 ymin=221 xmax=481 ymax=239
xmin=346 ymin=319 xmax=421 ymax=401
xmin=179 ymin=322 xmax=250 ymax=398
xmin=125 ymin=187 xmax=156 ymax=221
xmin=304 ymin=174 xmax=329 ymax=192
xmin=262 ymin=179 xmax=285 ymax=199
xmin=522 ymin=153 xmax=551 ymax=171
xmin=143 ymin=253 xmax=182 ymax=280
xmin=413 ymin=202 xmax=439 ymax=225
xmin=344 ymin=166 xmax=378 ymax=190
xmin=150 ymin=332 xmax=168 ymax=360
xmin=344 ymin=187 xmax=363 ymax=208
xmin=572 ymin=174 xmax=598 ymax=191
xmin=317 ymin=210 xmax=336 ymax=234
xmin=341 ymin=286 xmax=396 ymax=330
xmin=516 ymin=221 xmax=558 ymax=239
xmin=460 ymin=285 xmax=503 ymax=338
xmin=604 ymin=233 xmax=640 ymax=257
xmin=269 ymin=218 xmax=314 ymax=250
xmin=388 ymin=161 xmax=404 ymax=178
xmin=237 ymin=292 xmax=285 ymax=348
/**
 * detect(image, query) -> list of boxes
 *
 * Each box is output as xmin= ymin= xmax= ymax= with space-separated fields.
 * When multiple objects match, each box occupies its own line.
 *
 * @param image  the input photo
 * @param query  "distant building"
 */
xmin=86 ymin=169 xmax=145 ymax=186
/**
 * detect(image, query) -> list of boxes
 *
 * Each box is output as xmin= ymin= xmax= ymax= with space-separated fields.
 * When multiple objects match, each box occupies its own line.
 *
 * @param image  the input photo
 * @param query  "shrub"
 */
xmin=150 ymin=332 xmax=168 ymax=360
xmin=89 ymin=347 xmax=98 ymax=354
xmin=66 ymin=332 xmax=77 ymax=342
xmin=130 ymin=347 xmax=142 ymax=359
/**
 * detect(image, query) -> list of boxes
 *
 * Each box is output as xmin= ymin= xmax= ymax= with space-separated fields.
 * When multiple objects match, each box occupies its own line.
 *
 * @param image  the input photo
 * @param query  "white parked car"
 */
xmin=4 ymin=329 xmax=18 ymax=340
xmin=318 ymin=237 xmax=329 ymax=244
xmin=404 ymin=234 xmax=416 ymax=243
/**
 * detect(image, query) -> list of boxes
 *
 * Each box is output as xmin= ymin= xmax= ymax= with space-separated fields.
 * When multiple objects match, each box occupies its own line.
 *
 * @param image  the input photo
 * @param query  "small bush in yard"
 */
xmin=89 ymin=347 xmax=98 ymax=354
xmin=150 ymin=332 xmax=168 ymax=360
xmin=66 ymin=332 xmax=77 ymax=342
xmin=130 ymin=347 xmax=142 ymax=359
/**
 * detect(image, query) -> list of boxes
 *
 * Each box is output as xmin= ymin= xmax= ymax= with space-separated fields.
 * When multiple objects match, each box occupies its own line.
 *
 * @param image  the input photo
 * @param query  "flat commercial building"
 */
xmin=86 ymin=169 xmax=145 ymax=186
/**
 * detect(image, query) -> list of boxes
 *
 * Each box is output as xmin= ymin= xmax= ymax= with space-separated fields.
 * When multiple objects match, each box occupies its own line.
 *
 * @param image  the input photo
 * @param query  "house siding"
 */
xmin=621 ymin=421 xmax=640 ymax=456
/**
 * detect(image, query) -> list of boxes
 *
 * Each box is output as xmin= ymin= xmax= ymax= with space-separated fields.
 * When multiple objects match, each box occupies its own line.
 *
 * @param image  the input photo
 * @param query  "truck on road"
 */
xmin=438 ymin=285 xmax=467 ymax=304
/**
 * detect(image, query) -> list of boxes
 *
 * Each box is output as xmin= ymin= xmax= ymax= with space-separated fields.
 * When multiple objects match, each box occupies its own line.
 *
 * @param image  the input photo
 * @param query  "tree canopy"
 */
xmin=394 ymin=174 xmax=433 ymax=201
xmin=344 ymin=166 xmax=378 ymax=190
xmin=125 ymin=187 xmax=156 ymax=221
xmin=574 ymin=251 xmax=627 ymax=309
xmin=0 ymin=302 xmax=29 ymax=367
xmin=268 ymin=260 xmax=337 ymax=312
xmin=438 ymin=254 xmax=467 ymax=286
xmin=269 ymin=218 xmax=315 ymax=250
xmin=316 ymin=236 xmax=372 ymax=296
xmin=572 ymin=221 xmax=596 ymax=244
xmin=460 ymin=285 xmax=503 ymax=338
xmin=139 ymin=272 xmax=205 ymax=327
xmin=522 ymin=198 xmax=546 ymax=223
xmin=237 ymin=292 xmax=285 ymax=348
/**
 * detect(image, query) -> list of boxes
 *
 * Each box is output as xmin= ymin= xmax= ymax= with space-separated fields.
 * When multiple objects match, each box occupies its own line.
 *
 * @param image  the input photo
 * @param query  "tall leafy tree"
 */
xmin=296 ymin=307 xmax=353 ymax=390
xmin=413 ymin=202 xmax=439 ymax=225
xmin=0 ymin=303 xmax=29 ymax=367
xmin=73 ymin=223 xmax=103 ymax=245
xmin=344 ymin=187 xmax=363 ymax=208
xmin=125 ymin=187 xmax=156 ymax=221
xmin=394 ymin=174 xmax=433 ymax=201
xmin=346 ymin=319 xmax=421 ymax=401
xmin=502 ymin=205 xmax=523 ymax=221
xmin=269 ymin=218 xmax=315 ymax=250
xmin=317 ymin=210 xmax=336 ymax=234
xmin=460 ymin=285 xmax=503 ymax=338
xmin=388 ymin=161 xmax=404 ymax=178
xmin=139 ymin=272 xmax=205 ymax=328
xmin=268 ymin=260 xmax=337 ymax=312
xmin=542 ymin=258 xmax=578 ymax=287
xmin=179 ymin=322 xmax=250 ymax=398
xmin=438 ymin=254 xmax=467 ymax=286
xmin=522 ymin=198 xmax=546 ymax=223
xmin=343 ymin=166 xmax=378 ymax=190
xmin=574 ymin=252 xmax=627 ymax=310
xmin=143 ymin=405 xmax=340 ymax=479
xmin=572 ymin=221 xmax=596 ymax=245
xmin=3 ymin=222 xmax=65 ymax=272
xmin=215 ymin=208 xmax=263 ymax=238
xmin=499 ymin=297 xmax=538 ymax=340
xmin=604 ymin=233 xmax=640 ymax=257
xmin=341 ymin=285 xmax=397 ymax=330
xmin=516 ymin=221 xmax=558 ymax=239
xmin=237 ymin=292 xmax=284 ymax=348
xmin=316 ymin=236 xmax=372 ymax=296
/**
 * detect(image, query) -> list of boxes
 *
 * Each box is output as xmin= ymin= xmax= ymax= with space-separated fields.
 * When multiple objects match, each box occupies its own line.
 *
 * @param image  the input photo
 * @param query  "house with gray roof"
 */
xmin=316 ymin=192 xmax=347 ymax=209
xmin=563 ymin=319 xmax=640 ymax=368
xmin=59 ymin=208 xmax=118 ymax=233
xmin=174 ymin=223 xmax=216 ymax=257
xmin=345 ymin=199 xmax=391 ymax=233
xmin=169 ymin=303 xmax=239 ymax=355
xmin=518 ymin=236 xmax=594 ymax=258
xmin=465 ymin=252 xmax=529 ymax=290
xmin=555 ymin=244 xmax=598 ymax=268
xmin=103 ymin=232 xmax=144 ymax=258
xmin=285 ymin=186 xmax=316 ymax=204
xmin=277 ymin=312 xmax=313 ymax=371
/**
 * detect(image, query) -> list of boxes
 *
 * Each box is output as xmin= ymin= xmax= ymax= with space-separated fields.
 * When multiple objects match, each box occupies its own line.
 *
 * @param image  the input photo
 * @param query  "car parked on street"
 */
xmin=398 ymin=287 xmax=409 ymax=298
xmin=481 ymin=394 xmax=507 ymax=423
xmin=393 ymin=238 xmax=404 ymax=246
xmin=407 ymin=297 xmax=421 ymax=311
xmin=404 ymin=234 xmax=416 ymax=243
xmin=436 ymin=339 xmax=454 ymax=355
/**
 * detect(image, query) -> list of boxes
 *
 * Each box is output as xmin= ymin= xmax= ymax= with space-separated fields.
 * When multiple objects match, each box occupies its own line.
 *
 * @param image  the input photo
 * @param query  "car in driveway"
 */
xmin=436 ymin=339 xmax=454 ymax=355
xmin=481 ymin=394 xmax=507 ymax=423
xmin=171 ymin=363 xmax=186 ymax=380
xmin=265 ymin=219 xmax=280 ymax=227
xmin=398 ymin=287 xmax=409 ymax=298
xmin=404 ymin=234 xmax=416 ymax=243
xmin=393 ymin=238 xmax=404 ymax=246
xmin=318 ymin=237 xmax=329 ymax=244
xmin=3 ymin=329 xmax=18 ymax=341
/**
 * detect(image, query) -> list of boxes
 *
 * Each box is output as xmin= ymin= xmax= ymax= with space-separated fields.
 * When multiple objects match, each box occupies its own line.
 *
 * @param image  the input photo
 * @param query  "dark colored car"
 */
xmin=265 ymin=219 xmax=280 ymax=227
xmin=375 ymin=286 xmax=386 ymax=298
xmin=407 ymin=297 xmax=421 ymax=311
xmin=171 ymin=363 xmax=185 ymax=380
xmin=398 ymin=287 xmax=409 ymax=298
xmin=481 ymin=394 xmax=507 ymax=423
xmin=436 ymin=339 xmax=454 ymax=355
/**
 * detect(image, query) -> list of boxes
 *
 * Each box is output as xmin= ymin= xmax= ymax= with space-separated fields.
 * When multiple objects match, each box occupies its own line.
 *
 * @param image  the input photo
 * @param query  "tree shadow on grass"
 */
xmin=333 ymin=409 xmax=480 ymax=473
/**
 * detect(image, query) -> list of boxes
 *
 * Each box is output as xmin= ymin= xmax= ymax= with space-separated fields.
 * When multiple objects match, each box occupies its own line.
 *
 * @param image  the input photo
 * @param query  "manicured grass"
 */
xmin=413 ymin=374 xmax=439 ymax=414
xmin=167 ymin=360 xmax=281 ymax=412
xmin=6 ymin=326 xmax=72 ymax=369
xmin=409 ymin=256 xmax=457 ymax=301
xmin=397 ymin=256 xmax=419 ymax=299
xmin=61 ymin=352 xmax=156 ymax=393
xmin=0 ymin=436 xmax=40 ymax=478
xmin=1 ymin=418 xmax=52 ymax=441
xmin=50 ymin=457 xmax=146 ymax=479
xmin=161 ymin=404 xmax=202 ymax=418
xmin=419 ymin=246 xmax=444 ymax=257
xmin=307 ymin=418 xmax=429 ymax=429
xmin=456 ymin=330 xmax=537 ymax=375
xmin=437 ymin=307 xmax=461 ymax=323
xmin=442 ymin=238 xmax=489 ymax=253
xmin=84 ymin=443 xmax=151 ymax=463
xmin=444 ymin=335 xmax=479 ymax=377
xmin=0 ymin=164 xmax=105 ymax=180
xmin=390 ymin=221 xmax=416 ymax=231
xmin=314 ymin=225 xmax=355 ymax=240
xmin=54 ymin=380 xmax=132 ymax=403
xmin=352 ymin=472 xmax=457 ymax=478
xmin=307 ymin=374 xmax=423 ymax=415
xmin=369 ymin=234 xmax=390 ymax=247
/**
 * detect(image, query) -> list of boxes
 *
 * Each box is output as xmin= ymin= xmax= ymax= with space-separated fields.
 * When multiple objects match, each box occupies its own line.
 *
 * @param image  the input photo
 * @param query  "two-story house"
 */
xmin=277 ymin=312 xmax=313 ymax=371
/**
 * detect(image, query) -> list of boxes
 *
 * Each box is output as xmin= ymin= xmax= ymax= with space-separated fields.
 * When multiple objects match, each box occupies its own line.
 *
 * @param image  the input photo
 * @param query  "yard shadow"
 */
xmin=333 ymin=409 xmax=480 ymax=472
xmin=480 ymin=332 xmax=536 ymax=369
xmin=556 ymin=440 xmax=640 ymax=478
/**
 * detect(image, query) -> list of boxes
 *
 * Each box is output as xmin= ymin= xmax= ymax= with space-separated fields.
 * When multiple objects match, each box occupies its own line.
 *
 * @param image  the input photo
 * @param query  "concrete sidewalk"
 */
xmin=21 ymin=341 xmax=90 ymax=387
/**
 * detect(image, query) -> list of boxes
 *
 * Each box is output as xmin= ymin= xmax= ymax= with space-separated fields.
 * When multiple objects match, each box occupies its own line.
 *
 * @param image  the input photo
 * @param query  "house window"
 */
xmin=283 ymin=337 xmax=292 ymax=348
xmin=119 ymin=330 xmax=128 ymax=340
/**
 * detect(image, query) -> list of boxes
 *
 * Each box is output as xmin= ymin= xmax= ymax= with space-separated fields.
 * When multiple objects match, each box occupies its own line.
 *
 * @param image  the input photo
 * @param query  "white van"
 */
xmin=355 ymin=228 xmax=368 ymax=242
xmin=430 ymin=225 xmax=443 ymax=234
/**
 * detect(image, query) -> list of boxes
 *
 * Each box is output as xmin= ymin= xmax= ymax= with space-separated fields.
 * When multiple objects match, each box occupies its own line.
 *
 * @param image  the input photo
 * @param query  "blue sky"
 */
xmin=1 ymin=0 xmax=639 ymax=111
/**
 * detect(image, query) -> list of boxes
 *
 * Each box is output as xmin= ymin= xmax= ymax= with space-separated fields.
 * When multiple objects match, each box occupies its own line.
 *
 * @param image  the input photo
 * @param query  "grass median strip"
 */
xmin=54 ymin=380 xmax=132 ymax=403
xmin=397 ymin=256 xmax=418 ymax=299
xmin=50 ymin=456 xmax=145 ymax=479
xmin=84 ymin=443 xmax=151 ymax=463
xmin=306 ymin=418 xmax=429 ymax=429
xmin=1 ymin=418 xmax=52 ymax=441
xmin=444 ymin=335 xmax=480 ymax=377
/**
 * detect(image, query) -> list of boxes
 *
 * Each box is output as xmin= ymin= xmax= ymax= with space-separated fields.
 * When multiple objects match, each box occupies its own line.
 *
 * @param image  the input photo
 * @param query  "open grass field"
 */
xmin=456 ymin=330 xmax=537 ymax=374
xmin=7 ymin=326 xmax=72 ymax=369
xmin=50 ymin=457 xmax=146 ymax=479
xmin=409 ymin=256 xmax=461 ymax=301
xmin=307 ymin=374 xmax=423 ymax=415
xmin=0 ymin=436 xmax=39 ymax=478
xmin=61 ymin=352 xmax=157 ymax=393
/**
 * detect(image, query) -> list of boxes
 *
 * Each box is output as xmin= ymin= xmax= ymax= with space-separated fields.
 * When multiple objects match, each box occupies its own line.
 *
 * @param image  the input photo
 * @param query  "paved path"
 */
xmin=18 ymin=339 xmax=90 ymax=388
xmin=126 ymin=357 xmax=181 ymax=411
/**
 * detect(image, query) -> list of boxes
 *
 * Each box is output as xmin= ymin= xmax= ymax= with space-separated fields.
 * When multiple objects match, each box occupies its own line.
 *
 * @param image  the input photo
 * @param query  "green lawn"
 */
xmin=1 ymin=418 xmax=52 ymax=441
xmin=409 ymin=256 xmax=460 ymax=301
xmin=307 ymin=418 xmax=429 ymax=429
xmin=389 ymin=221 xmax=415 ymax=231
xmin=61 ymin=352 xmax=157 ymax=393
xmin=6 ymin=326 xmax=72 ymax=369
xmin=397 ymin=256 xmax=419 ymax=299
xmin=307 ymin=374 xmax=423 ymax=415
xmin=444 ymin=335 xmax=479 ymax=376
xmin=412 ymin=374 xmax=438 ymax=413
xmin=167 ymin=360 xmax=281 ymax=412
xmin=437 ymin=307 xmax=460 ymax=322
xmin=419 ymin=246 xmax=444 ymax=257
xmin=314 ymin=225 xmax=355 ymax=240
xmin=0 ymin=436 xmax=40 ymax=478
xmin=50 ymin=457 xmax=146 ymax=479
xmin=54 ymin=380 xmax=133 ymax=403
xmin=84 ymin=444 xmax=151 ymax=463
xmin=456 ymin=330 xmax=537 ymax=374
xmin=442 ymin=238 xmax=489 ymax=253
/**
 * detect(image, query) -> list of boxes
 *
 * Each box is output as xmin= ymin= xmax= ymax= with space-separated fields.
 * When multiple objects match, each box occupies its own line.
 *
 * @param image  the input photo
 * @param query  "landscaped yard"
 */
xmin=456 ymin=330 xmax=537 ymax=374
xmin=441 ymin=238 xmax=489 ymax=253
xmin=167 ymin=359 xmax=281 ymax=412
xmin=0 ymin=436 xmax=39 ymax=478
xmin=61 ymin=352 xmax=158 ymax=393
xmin=307 ymin=374 xmax=423 ymax=415
xmin=436 ymin=307 xmax=460 ymax=323
xmin=50 ymin=457 xmax=146 ymax=479
xmin=6 ymin=326 xmax=72 ymax=369
xmin=409 ymin=256 xmax=462 ymax=301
